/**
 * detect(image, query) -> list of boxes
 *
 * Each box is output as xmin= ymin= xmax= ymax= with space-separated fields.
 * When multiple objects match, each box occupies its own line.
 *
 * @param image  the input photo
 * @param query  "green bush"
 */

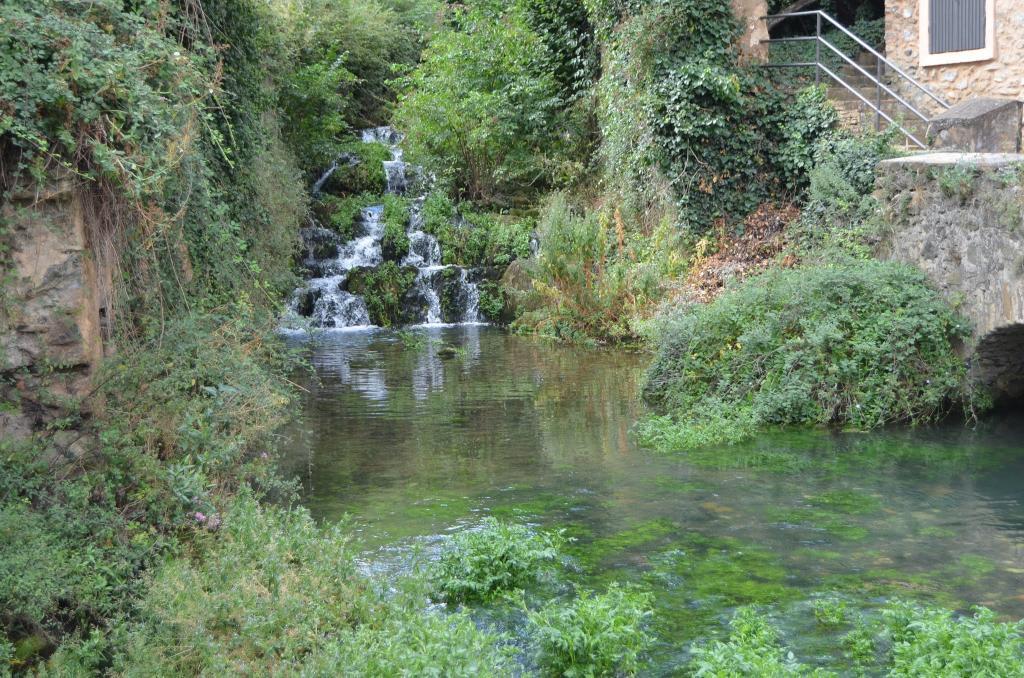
xmin=321 ymin=193 xmax=377 ymax=241
xmin=433 ymin=518 xmax=564 ymax=604
xmin=347 ymin=262 xmax=418 ymax=326
xmin=477 ymin=280 xmax=508 ymax=321
xmin=111 ymin=494 xmax=512 ymax=675
xmin=514 ymin=194 xmax=660 ymax=344
xmin=419 ymin=191 xmax=533 ymax=267
xmin=275 ymin=0 xmax=428 ymax=173
xmin=794 ymin=131 xmax=895 ymax=258
xmin=527 ymin=584 xmax=654 ymax=676
xmin=689 ymin=607 xmax=819 ymax=677
xmin=322 ymin=141 xmax=391 ymax=196
xmin=776 ymin=86 xmax=840 ymax=191
xmin=381 ymin=194 xmax=412 ymax=262
xmin=641 ymin=261 xmax=972 ymax=449
xmin=884 ymin=602 xmax=1024 ymax=677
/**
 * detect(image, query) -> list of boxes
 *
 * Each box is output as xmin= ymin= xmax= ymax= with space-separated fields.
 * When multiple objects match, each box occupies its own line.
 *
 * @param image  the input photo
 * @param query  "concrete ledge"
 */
xmin=879 ymin=152 xmax=1024 ymax=168
xmin=927 ymin=98 xmax=1022 ymax=153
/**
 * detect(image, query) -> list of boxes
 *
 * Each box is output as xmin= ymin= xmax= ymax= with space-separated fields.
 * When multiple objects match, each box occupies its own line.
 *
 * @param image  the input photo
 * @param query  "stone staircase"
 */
xmin=826 ymin=51 xmax=931 ymax=147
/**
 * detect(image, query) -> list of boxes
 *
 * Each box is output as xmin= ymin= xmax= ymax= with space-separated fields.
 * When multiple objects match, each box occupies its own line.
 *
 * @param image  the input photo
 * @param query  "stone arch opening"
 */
xmin=974 ymin=323 xmax=1024 ymax=406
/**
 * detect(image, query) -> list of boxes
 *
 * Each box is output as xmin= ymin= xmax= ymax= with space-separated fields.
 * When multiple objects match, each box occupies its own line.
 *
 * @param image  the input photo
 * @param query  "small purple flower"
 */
xmin=259 ymin=452 xmax=269 ymax=460
xmin=194 ymin=511 xmax=207 ymax=523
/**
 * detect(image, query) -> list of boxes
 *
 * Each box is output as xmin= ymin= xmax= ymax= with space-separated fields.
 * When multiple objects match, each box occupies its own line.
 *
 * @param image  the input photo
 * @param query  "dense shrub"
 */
xmin=322 ymin=142 xmax=391 ymax=196
xmin=641 ymin=261 xmax=972 ymax=449
xmin=419 ymin=191 xmax=534 ymax=267
xmin=884 ymin=602 xmax=1024 ymax=676
xmin=794 ymin=131 xmax=895 ymax=258
xmin=347 ymin=262 xmax=418 ymax=326
xmin=514 ymin=194 xmax=661 ymax=344
xmin=320 ymin=193 xmax=376 ymax=241
xmin=527 ymin=585 xmax=654 ymax=676
xmin=433 ymin=518 xmax=564 ymax=604
xmin=111 ymin=495 xmax=513 ymax=675
xmin=275 ymin=0 xmax=430 ymax=173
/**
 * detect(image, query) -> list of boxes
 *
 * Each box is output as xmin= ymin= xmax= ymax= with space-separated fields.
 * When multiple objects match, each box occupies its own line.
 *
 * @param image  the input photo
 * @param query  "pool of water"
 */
xmin=281 ymin=326 xmax=1024 ymax=674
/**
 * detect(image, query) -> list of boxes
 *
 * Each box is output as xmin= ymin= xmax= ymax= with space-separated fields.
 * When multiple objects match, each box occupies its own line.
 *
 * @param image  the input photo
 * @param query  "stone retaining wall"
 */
xmin=875 ymin=152 xmax=1024 ymax=400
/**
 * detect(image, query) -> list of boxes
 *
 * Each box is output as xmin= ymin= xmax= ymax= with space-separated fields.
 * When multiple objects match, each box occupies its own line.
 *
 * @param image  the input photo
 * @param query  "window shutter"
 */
xmin=929 ymin=0 xmax=987 ymax=53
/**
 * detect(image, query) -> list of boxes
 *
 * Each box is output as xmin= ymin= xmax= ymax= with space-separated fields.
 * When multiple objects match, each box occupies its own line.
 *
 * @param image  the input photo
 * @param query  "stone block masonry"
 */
xmin=885 ymin=0 xmax=1024 ymax=106
xmin=876 ymin=152 xmax=1024 ymax=401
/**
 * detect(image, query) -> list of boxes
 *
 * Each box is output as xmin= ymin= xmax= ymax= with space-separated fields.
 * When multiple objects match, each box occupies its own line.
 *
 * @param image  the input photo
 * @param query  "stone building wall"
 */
xmin=1 ymin=173 xmax=110 ymax=446
xmin=884 ymin=0 xmax=1024 ymax=109
xmin=875 ymin=153 xmax=1024 ymax=401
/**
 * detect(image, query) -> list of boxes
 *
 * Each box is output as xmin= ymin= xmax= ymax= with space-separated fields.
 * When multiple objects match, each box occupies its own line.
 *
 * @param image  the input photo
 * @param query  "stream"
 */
xmin=280 ymin=325 xmax=1024 ymax=674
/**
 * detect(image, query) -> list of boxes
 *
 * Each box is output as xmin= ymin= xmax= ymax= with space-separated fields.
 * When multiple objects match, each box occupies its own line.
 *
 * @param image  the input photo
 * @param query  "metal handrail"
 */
xmin=815 ymin=63 xmax=926 ymax=148
xmin=816 ymin=37 xmax=928 ymax=122
xmin=763 ymin=10 xmax=950 ymax=110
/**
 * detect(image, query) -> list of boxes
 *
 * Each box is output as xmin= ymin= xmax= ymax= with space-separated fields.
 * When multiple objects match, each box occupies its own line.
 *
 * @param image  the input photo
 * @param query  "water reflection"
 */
xmin=280 ymin=327 xmax=1024 ymax=672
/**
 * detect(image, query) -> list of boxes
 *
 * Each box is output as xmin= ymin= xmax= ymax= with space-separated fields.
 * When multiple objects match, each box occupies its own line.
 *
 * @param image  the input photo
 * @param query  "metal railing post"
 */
xmin=875 ymin=57 xmax=882 ymax=131
xmin=815 ymin=13 xmax=822 ymax=85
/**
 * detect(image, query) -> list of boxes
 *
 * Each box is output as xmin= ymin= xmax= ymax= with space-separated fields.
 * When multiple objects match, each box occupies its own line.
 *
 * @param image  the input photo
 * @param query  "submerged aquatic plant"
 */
xmin=432 ymin=518 xmax=565 ymax=604
xmin=527 ymin=584 xmax=654 ymax=677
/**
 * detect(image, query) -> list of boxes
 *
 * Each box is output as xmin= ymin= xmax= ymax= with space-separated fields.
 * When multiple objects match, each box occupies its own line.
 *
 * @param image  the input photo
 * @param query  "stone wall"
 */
xmin=884 ymin=0 xmax=1024 ymax=108
xmin=1 ymin=173 xmax=110 ymax=446
xmin=875 ymin=152 xmax=1024 ymax=401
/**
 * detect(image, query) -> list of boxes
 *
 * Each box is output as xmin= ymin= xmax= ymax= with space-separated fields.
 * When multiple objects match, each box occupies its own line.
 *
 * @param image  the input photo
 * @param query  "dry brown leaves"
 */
xmin=683 ymin=203 xmax=801 ymax=304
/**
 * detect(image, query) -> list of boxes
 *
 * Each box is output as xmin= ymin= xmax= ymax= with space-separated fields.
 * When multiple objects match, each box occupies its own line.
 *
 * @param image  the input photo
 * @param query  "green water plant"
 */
xmin=433 ymin=518 xmax=565 ymax=604
xmin=883 ymin=601 xmax=1024 ymax=676
xmin=641 ymin=261 xmax=973 ymax=450
xmin=689 ymin=607 xmax=823 ymax=677
xmin=527 ymin=584 xmax=654 ymax=677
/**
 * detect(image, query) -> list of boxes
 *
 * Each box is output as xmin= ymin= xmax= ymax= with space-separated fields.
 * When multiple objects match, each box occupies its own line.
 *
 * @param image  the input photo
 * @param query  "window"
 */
xmin=920 ymin=0 xmax=996 ymax=66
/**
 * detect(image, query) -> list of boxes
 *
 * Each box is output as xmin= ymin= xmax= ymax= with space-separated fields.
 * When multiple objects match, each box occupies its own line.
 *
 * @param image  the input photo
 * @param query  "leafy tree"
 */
xmin=392 ymin=4 xmax=568 ymax=203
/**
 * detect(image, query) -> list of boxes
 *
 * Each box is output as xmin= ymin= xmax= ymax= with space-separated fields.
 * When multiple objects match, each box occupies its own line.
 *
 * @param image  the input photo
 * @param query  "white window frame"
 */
xmin=919 ymin=0 xmax=996 ymax=66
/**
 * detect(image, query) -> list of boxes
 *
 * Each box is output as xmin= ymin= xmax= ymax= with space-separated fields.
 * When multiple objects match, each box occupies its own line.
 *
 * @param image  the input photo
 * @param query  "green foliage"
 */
xmin=690 ymin=607 xmax=821 ymax=677
xmin=884 ymin=602 xmax=1024 ymax=677
xmin=586 ymin=0 xmax=833 ymax=235
xmin=776 ymin=86 xmax=840 ymax=191
xmin=0 ymin=633 xmax=10 ymax=677
xmin=812 ymin=598 xmax=849 ymax=628
xmin=347 ymin=262 xmax=418 ymax=326
xmin=527 ymin=585 xmax=654 ymax=677
xmin=642 ymin=261 xmax=972 ymax=449
xmin=419 ymin=191 xmax=534 ymax=267
xmin=392 ymin=3 xmax=573 ymax=203
xmin=477 ymin=280 xmax=508 ymax=321
xmin=514 ymin=194 xmax=660 ymax=344
xmin=111 ymin=494 xmax=512 ymax=675
xmin=795 ymin=131 xmax=895 ymax=258
xmin=274 ymin=0 xmax=429 ymax=173
xmin=937 ymin=163 xmax=979 ymax=204
xmin=381 ymin=194 xmax=412 ymax=261
xmin=433 ymin=518 xmax=564 ymax=604
xmin=321 ymin=193 xmax=376 ymax=241
xmin=323 ymin=142 xmax=391 ymax=196
xmin=519 ymin=0 xmax=599 ymax=101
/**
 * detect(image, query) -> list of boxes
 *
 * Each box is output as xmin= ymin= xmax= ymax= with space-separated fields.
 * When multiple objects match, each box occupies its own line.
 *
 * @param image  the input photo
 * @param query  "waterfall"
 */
xmin=284 ymin=127 xmax=487 ymax=331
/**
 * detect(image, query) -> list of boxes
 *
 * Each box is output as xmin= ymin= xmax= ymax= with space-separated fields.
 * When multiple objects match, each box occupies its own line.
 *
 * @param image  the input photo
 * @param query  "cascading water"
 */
xmin=285 ymin=127 xmax=487 ymax=330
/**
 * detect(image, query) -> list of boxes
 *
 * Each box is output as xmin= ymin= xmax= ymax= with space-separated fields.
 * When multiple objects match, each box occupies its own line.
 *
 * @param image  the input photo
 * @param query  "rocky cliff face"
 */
xmin=1 ymin=172 xmax=110 ymax=447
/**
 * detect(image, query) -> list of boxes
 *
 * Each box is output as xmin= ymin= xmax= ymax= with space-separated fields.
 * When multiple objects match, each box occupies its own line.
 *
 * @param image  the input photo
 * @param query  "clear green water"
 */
xmin=281 ymin=326 xmax=1024 ymax=674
